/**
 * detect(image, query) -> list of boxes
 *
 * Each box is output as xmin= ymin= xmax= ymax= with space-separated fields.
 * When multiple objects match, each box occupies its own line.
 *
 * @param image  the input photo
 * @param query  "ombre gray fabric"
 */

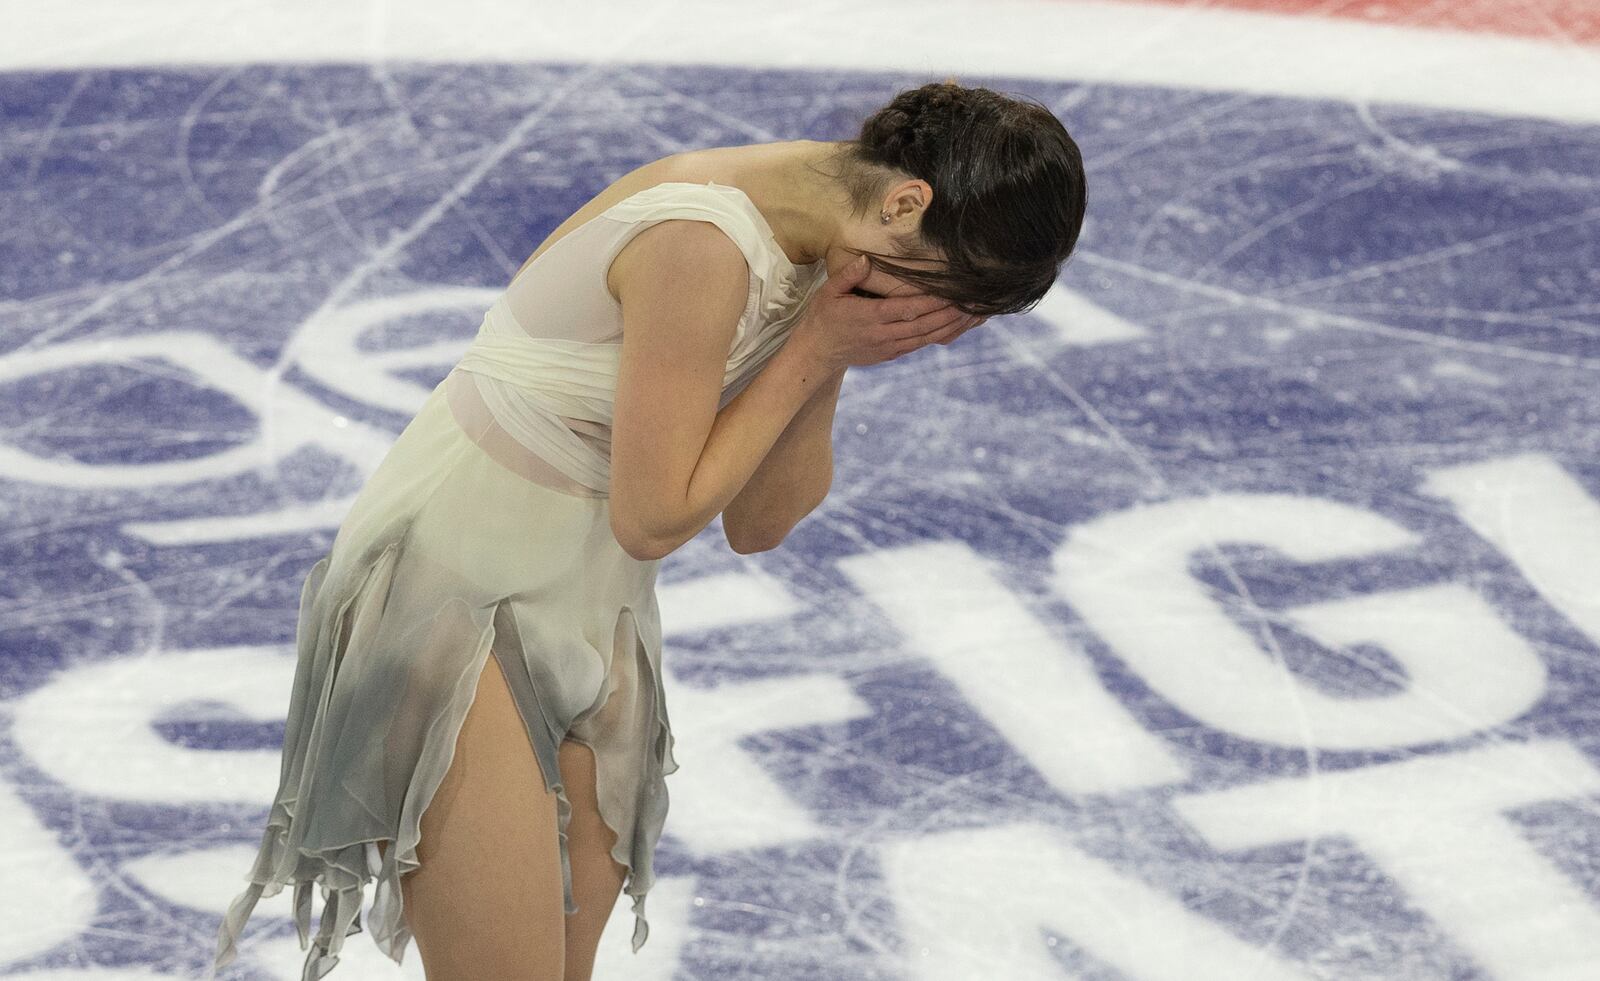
xmin=209 ymin=181 xmax=828 ymax=980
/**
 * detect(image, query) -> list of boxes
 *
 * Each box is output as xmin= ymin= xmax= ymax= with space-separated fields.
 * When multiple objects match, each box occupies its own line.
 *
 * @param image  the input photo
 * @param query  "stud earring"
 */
xmin=880 ymin=212 xmax=891 ymax=224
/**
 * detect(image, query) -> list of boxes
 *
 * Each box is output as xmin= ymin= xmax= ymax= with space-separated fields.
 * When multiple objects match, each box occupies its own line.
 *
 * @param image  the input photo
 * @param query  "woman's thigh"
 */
xmin=377 ymin=652 xmax=567 ymax=981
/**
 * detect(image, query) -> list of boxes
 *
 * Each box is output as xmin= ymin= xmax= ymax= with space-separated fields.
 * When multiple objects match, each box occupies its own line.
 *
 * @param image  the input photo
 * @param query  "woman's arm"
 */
xmin=624 ymin=332 xmax=841 ymax=559
xmin=607 ymin=217 xmax=846 ymax=560
xmin=720 ymin=360 xmax=846 ymax=552
xmin=612 ymin=219 xmax=949 ymax=560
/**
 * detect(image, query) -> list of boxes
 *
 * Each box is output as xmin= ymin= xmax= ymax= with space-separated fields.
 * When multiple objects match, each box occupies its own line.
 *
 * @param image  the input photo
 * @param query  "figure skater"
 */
xmin=209 ymin=79 xmax=1086 ymax=981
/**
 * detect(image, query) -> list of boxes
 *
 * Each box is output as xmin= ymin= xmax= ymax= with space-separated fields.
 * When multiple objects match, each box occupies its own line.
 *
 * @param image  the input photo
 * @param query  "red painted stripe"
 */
xmin=1123 ymin=0 xmax=1600 ymax=45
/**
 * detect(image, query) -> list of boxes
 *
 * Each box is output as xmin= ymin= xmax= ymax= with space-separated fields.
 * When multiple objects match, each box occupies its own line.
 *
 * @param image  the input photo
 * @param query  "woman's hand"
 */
xmin=790 ymin=255 xmax=986 ymax=371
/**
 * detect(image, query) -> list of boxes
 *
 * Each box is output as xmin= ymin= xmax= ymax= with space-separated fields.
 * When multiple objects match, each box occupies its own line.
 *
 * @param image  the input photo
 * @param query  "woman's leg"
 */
xmin=377 ymin=652 xmax=567 ymax=981
xmin=558 ymin=736 xmax=630 ymax=981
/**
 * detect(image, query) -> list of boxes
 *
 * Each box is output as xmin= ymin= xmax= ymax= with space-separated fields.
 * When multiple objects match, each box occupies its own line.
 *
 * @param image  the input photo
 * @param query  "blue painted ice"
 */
xmin=2 ymin=50 xmax=1598 ymax=981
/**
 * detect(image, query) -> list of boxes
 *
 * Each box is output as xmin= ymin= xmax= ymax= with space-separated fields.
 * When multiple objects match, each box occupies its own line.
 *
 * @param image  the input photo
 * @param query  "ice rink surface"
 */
xmin=2 ymin=1 xmax=1598 ymax=978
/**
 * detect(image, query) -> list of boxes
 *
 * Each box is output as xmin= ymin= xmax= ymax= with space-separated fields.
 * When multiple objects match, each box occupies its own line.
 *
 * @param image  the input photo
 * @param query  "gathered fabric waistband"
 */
xmin=451 ymin=298 xmax=624 ymax=495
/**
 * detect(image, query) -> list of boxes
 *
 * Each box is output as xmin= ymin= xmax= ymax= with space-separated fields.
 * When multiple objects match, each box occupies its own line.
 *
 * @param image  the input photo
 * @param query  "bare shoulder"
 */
xmin=603 ymin=152 xmax=752 ymax=306
xmin=601 ymin=148 xmax=758 ymax=310
xmin=611 ymin=219 xmax=750 ymax=354
xmin=608 ymin=214 xmax=751 ymax=306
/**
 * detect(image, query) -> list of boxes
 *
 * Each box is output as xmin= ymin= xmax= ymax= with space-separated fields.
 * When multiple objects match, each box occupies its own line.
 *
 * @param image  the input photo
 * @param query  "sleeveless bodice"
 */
xmin=449 ymin=180 xmax=830 ymax=497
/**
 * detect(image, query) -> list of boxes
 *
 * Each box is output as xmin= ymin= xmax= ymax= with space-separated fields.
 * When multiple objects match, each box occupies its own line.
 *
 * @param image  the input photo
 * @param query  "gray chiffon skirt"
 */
xmin=208 ymin=370 xmax=678 ymax=980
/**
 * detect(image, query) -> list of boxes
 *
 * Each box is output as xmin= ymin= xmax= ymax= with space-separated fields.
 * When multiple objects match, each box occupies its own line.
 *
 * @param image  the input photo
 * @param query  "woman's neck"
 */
xmin=701 ymin=140 xmax=847 ymax=267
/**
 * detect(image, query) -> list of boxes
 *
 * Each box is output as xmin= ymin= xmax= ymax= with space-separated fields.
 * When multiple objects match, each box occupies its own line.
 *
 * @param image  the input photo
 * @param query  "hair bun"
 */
xmin=860 ymin=81 xmax=980 ymax=171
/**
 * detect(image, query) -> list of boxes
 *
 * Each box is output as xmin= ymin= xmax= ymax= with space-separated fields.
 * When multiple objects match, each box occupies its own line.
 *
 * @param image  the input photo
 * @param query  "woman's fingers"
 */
xmin=920 ymin=309 xmax=978 ymax=340
xmin=882 ymin=303 xmax=962 ymax=342
xmin=868 ymin=290 xmax=991 ymax=358
xmin=885 ymin=293 xmax=952 ymax=324
xmin=884 ymin=313 xmax=981 ymax=357
xmin=926 ymin=312 xmax=989 ymax=345
xmin=928 ymin=315 xmax=980 ymax=346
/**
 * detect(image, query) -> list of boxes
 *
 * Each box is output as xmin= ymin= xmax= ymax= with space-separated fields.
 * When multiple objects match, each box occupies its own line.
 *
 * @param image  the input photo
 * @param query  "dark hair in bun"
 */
xmin=814 ymin=79 xmax=1086 ymax=317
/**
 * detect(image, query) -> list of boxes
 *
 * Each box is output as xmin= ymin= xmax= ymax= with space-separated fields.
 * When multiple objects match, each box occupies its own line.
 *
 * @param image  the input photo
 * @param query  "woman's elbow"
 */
xmin=611 ymin=513 xmax=673 ymax=562
xmin=621 ymin=538 xmax=667 ymax=562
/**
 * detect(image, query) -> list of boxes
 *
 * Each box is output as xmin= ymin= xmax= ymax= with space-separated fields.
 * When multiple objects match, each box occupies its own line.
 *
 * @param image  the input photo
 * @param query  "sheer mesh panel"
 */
xmin=444 ymin=368 xmax=607 ymax=499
